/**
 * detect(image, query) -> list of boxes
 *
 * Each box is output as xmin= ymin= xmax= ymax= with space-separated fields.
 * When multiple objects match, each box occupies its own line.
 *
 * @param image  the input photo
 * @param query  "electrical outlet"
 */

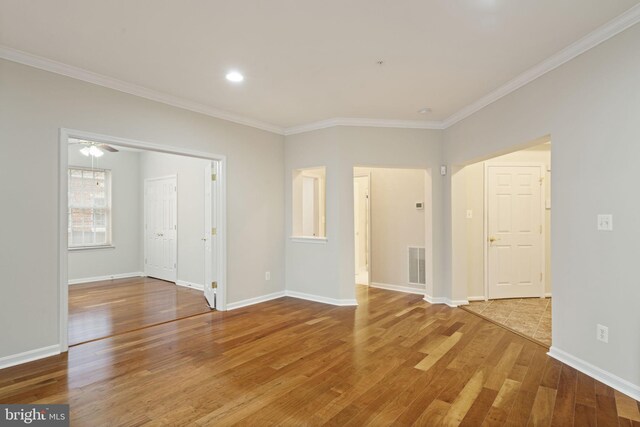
xmin=466 ymin=209 xmax=473 ymax=219
xmin=597 ymin=324 xmax=608 ymax=343
xmin=265 ymin=271 xmax=271 ymax=281
xmin=597 ymin=214 xmax=613 ymax=231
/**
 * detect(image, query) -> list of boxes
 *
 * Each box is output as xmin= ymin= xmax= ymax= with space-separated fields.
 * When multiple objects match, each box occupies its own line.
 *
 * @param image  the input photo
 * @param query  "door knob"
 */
xmin=488 ymin=236 xmax=499 ymax=243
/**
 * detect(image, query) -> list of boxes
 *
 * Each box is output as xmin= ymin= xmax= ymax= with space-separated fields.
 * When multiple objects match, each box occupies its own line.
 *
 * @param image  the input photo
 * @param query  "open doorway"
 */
xmin=459 ymin=141 xmax=552 ymax=346
xmin=354 ymin=174 xmax=370 ymax=285
xmin=60 ymin=130 xmax=226 ymax=349
xmin=353 ymin=167 xmax=430 ymax=296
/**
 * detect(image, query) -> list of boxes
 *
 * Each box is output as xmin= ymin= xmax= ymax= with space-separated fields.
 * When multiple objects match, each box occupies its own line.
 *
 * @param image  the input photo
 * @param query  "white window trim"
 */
xmin=68 ymin=166 xmax=113 ymax=249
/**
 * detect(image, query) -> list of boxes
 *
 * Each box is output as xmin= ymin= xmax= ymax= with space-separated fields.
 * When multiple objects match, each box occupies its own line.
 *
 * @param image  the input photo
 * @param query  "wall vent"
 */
xmin=409 ymin=247 xmax=426 ymax=285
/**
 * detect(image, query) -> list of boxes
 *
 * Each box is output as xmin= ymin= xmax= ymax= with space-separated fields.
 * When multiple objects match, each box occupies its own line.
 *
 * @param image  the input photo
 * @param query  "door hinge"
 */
xmin=211 ymin=281 xmax=218 ymax=289
xmin=211 ymin=227 xmax=217 ymax=236
xmin=211 ymin=173 xmax=217 ymax=181
xmin=540 ymin=225 xmax=542 ymax=234
xmin=540 ymin=272 xmax=543 ymax=281
xmin=144 ymin=258 xmax=147 ymax=264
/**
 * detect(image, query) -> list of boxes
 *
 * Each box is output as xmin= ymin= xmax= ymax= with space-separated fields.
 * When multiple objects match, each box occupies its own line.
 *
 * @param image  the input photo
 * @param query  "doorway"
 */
xmin=458 ymin=141 xmax=552 ymax=346
xmin=59 ymin=129 xmax=227 ymax=351
xmin=144 ymin=175 xmax=178 ymax=283
xmin=354 ymin=174 xmax=370 ymax=285
xmin=353 ymin=167 xmax=431 ymax=297
xmin=486 ymin=164 xmax=545 ymax=299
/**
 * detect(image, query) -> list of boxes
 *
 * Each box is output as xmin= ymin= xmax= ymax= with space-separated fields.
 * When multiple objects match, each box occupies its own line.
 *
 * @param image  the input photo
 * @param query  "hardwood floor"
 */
xmin=68 ymin=276 xmax=211 ymax=345
xmin=1 ymin=286 xmax=638 ymax=425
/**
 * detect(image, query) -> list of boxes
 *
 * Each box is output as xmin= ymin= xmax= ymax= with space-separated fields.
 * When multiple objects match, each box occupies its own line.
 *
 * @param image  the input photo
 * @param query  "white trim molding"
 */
xmin=284 ymin=117 xmax=443 ymax=135
xmin=441 ymin=4 xmax=640 ymax=128
xmin=3 ymin=4 xmax=640 ymax=137
xmin=227 ymin=291 xmax=286 ymax=310
xmin=370 ymin=282 xmax=426 ymax=295
xmin=468 ymin=296 xmax=487 ymax=302
xmin=0 ymin=345 xmax=61 ymax=370
xmin=548 ymin=346 xmax=640 ymax=402
xmin=0 ymin=45 xmax=283 ymax=135
xmin=226 ymin=289 xmax=360 ymax=310
xmin=68 ymin=272 xmax=144 ymax=285
xmin=289 ymin=236 xmax=328 ymax=244
xmin=175 ymin=280 xmax=204 ymax=291
xmin=285 ymin=290 xmax=358 ymax=306
xmin=424 ymin=295 xmax=469 ymax=307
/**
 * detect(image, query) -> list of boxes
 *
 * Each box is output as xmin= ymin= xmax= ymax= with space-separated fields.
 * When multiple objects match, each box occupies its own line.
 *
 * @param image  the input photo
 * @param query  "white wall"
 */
xmin=67 ymin=147 xmax=142 ymax=281
xmin=0 ymin=58 xmax=285 ymax=360
xmin=354 ymin=167 xmax=427 ymax=290
xmin=443 ymin=24 xmax=640 ymax=394
xmin=284 ymin=127 xmax=442 ymax=303
xmin=140 ymin=151 xmax=210 ymax=287
xmin=463 ymin=145 xmax=552 ymax=298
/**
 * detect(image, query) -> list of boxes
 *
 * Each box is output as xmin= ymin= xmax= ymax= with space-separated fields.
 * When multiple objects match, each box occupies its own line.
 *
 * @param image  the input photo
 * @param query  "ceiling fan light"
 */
xmin=89 ymin=146 xmax=104 ymax=157
xmin=80 ymin=147 xmax=91 ymax=156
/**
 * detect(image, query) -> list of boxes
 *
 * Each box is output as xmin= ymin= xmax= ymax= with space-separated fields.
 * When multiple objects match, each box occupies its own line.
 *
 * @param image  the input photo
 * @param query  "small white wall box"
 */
xmin=416 ymin=202 xmax=424 ymax=210
xmin=440 ymin=165 xmax=447 ymax=176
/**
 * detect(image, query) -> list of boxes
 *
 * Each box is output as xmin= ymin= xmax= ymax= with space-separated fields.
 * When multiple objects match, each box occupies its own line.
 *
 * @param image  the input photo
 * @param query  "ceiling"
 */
xmin=1 ymin=0 xmax=639 ymax=132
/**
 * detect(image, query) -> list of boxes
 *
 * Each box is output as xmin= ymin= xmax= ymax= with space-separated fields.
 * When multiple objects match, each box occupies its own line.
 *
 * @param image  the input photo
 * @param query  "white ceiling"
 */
xmin=1 ymin=0 xmax=639 ymax=131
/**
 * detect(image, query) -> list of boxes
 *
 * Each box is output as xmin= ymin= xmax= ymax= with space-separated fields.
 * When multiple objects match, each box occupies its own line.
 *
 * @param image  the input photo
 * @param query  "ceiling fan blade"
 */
xmin=99 ymin=144 xmax=119 ymax=152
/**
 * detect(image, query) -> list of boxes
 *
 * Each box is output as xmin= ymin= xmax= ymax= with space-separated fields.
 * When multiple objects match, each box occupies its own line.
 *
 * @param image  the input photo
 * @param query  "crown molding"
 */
xmin=283 ymin=117 xmax=444 ymax=135
xmin=0 ymin=45 xmax=285 ymax=135
xmin=2 ymin=4 xmax=639 ymax=136
xmin=441 ymin=4 xmax=640 ymax=129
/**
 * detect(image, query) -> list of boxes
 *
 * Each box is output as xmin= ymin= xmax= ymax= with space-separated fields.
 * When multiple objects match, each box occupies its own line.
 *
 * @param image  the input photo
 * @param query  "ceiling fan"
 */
xmin=69 ymin=139 xmax=119 ymax=157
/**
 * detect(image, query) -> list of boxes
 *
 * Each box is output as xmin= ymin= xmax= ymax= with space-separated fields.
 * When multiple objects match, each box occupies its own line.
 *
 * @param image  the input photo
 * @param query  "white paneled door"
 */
xmin=487 ymin=165 xmax=544 ymax=299
xmin=144 ymin=176 xmax=178 ymax=282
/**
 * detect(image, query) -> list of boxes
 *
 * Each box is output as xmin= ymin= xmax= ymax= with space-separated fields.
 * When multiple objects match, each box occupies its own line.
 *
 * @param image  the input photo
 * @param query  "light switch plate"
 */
xmin=466 ymin=210 xmax=473 ymax=219
xmin=597 ymin=214 xmax=613 ymax=231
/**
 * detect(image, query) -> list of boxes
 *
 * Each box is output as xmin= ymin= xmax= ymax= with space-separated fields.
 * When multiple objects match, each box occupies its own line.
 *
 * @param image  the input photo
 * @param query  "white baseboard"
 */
xmin=548 ymin=346 xmax=640 ymax=401
xmin=68 ymin=271 xmax=144 ymax=285
xmin=175 ymin=280 xmax=204 ymax=291
xmin=545 ymin=292 xmax=552 ymax=298
xmin=0 ymin=345 xmax=61 ymax=370
xmin=370 ymin=282 xmax=426 ymax=295
xmin=424 ymin=295 xmax=468 ymax=307
xmin=226 ymin=289 xmax=359 ymax=311
xmin=285 ymin=290 xmax=358 ymax=306
xmin=227 ymin=291 xmax=286 ymax=310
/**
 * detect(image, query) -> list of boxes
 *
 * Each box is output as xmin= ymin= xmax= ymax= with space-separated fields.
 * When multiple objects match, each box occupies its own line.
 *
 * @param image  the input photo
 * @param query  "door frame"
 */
xmin=59 ymin=128 xmax=228 ymax=352
xmin=354 ymin=173 xmax=371 ymax=286
xmin=143 ymin=175 xmax=178 ymax=282
xmin=483 ymin=162 xmax=546 ymax=300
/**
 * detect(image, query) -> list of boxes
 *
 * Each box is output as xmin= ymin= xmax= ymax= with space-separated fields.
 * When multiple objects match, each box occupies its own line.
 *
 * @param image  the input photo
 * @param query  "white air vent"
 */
xmin=409 ymin=247 xmax=426 ymax=285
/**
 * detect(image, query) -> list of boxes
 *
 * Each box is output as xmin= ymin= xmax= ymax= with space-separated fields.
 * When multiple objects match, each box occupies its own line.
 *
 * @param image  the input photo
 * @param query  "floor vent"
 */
xmin=409 ymin=247 xmax=426 ymax=285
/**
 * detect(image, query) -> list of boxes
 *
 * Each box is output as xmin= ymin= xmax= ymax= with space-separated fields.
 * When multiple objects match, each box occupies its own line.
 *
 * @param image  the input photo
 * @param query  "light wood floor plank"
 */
xmin=0 ymin=285 xmax=636 ymax=426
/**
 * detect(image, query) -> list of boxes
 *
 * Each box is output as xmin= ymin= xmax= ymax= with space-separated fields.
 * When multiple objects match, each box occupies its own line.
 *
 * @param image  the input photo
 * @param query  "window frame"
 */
xmin=67 ymin=166 xmax=113 ymax=250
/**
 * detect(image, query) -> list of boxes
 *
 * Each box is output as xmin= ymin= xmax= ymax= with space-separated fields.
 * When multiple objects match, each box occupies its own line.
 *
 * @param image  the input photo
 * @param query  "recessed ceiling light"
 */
xmin=225 ymin=71 xmax=244 ymax=83
xmin=418 ymin=107 xmax=432 ymax=114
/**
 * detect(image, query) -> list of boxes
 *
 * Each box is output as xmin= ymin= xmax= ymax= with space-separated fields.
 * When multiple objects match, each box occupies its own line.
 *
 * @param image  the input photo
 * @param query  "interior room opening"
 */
xmin=65 ymin=136 xmax=223 ymax=346
xmin=454 ymin=140 xmax=552 ymax=346
xmin=353 ymin=167 xmax=432 ymax=298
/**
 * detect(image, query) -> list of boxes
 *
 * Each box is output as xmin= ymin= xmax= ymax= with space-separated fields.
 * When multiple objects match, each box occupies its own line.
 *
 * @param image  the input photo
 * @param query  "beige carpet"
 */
xmin=465 ymin=297 xmax=551 ymax=346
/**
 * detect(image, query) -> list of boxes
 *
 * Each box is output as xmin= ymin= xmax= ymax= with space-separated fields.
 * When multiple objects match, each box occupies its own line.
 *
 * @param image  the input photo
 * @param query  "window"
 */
xmin=292 ymin=167 xmax=326 ymax=239
xmin=68 ymin=167 xmax=112 ymax=248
